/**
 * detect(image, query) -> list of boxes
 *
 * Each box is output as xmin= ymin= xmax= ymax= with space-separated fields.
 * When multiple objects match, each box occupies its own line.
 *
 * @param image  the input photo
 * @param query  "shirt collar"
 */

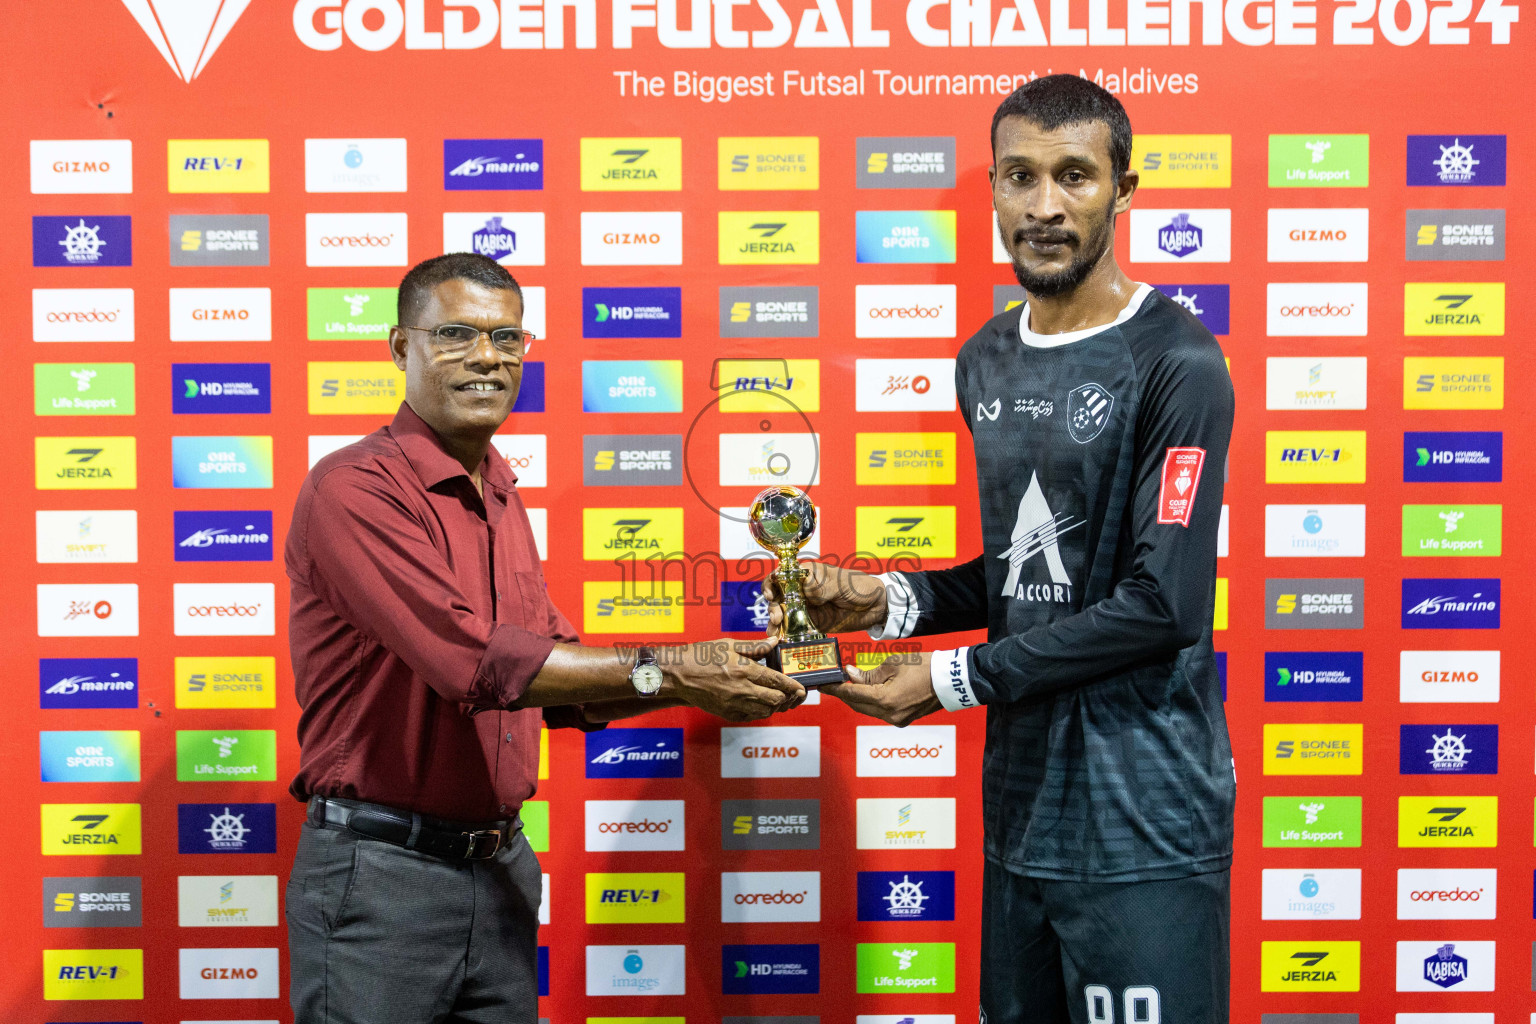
xmin=387 ymin=401 xmax=517 ymax=494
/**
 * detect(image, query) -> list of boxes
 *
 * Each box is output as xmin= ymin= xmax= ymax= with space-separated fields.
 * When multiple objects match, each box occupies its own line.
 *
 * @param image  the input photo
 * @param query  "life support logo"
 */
xmin=856 ymin=726 xmax=956 ymax=777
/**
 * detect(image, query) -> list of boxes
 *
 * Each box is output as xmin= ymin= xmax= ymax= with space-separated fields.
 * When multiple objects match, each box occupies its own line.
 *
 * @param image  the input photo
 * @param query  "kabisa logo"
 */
xmin=1400 ymin=724 xmax=1497 ymax=775
xmin=722 ymin=871 xmax=821 ymax=923
xmin=43 ymin=876 xmax=143 ymax=928
xmin=32 ymin=287 xmax=136 ymax=343
xmin=41 ymin=802 xmax=143 ymax=855
xmin=1158 ymin=212 xmax=1202 ymax=257
xmin=586 ymin=872 xmax=686 ymax=924
xmin=40 ymin=657 xmax=138 ymax=710
xmin=856 ymin=871 xmax=956 ymax=922
xmin=581 ymin=360 xmax=684 ymax=413
xmin=1268 ymin=134 xmax=1370 ymax=187
xmin=1129 ymin=209 xmax=1230 ymax=262
xmin=718 ymin=136 xmax=819 ymax=190
xmin=177 ymin=802 xmax=277 ymax=854
xmin=34 ymin=362 xmax=135 ymax=417
xmin=1261 ymin=796 xmax=1362 ymax=848
xmin=719 ymin=286 xmax=819 ymax=339
xmin=719 ymin=211 xmax=821 ymax=265
xmin=40 ymin=730 xmax=141 ymax=783
xmin=1398 ymin=796 xmax=1497 ymax=848
xmin=583 ymin=287 xmax=682 ymax=339
xmin=1264 ymin=652 xmax=1364 ymax=702
xmin=582 ymin=508 xmax=683 ymax=560
xmin=444 ymin=139 xmax=543 ymax=190
xmin=720 ymin=581 xmax=772 ymax=633
xmin=1400 ymin=650 xmax=1500 ymax=704
xmin=172 ymin=362 xmax=270 ymax=415
xmin=1417 ymin=943 xmax=1472 ymax=990
xmin=855 ymin=210 xmax=958 ymax=264
xmin=175 ymin=730 xmax=277 ymax=781
xmin=1406 ymin=209 xmax=1506 ymax=261
xmin=1131 ymin=134 xmax=1232 ymax=188
xmin=723 ymin=944 xmax=821 ymax=995
xmin=580 ymin=138 xmax=683 ymax=191
xmin=857 ymin=725 xmax=956 ymax=778
xmin=1401 ymin=578 xmax=1499 ymax=629
xmin=33 ymin=215 xmax=132 ymax=267
xmin=1260 ymin=942 xmax=1360 ymax=992
xmin=173 ymin=510 xmax=273 ymax=563
xmin=583 ymin=434 xmax=682 ymax=487
xmin=169 ymin=213 xmax=269 ymax=266
xmin=443 ymin=211 xmax=545 ymax=266
xmin=1403 ymin=283 xmax=1504 ymax=336
xmin=722 ymin=798 xmax=821 ymax=850
xmin=584 ymin=799 xmax=686 ymax=852
xmin=171 ymin=436 xmax=274 ymax=489
xmin=1404 ymin=357 xmax=1504 ymax=410
xmin=30 ymin=139 xmax=133 ymax=194
xmin=1404 ymin=431 xmax=1501 ymax=483
xmin=1407 ymin=135 xmax=1506 ymax=186
xmin=856 ymin=942 xmax=956 ymax=994
xmin=857 ymin=136 xmax=957 ymax=188
xmin=307 ymin=286 xmax=396 ymax=341
xmin=176 ymin=655 xmax=277 ymax=710
xmin=997 ymin=473 xmax=1082 ymax=606
xmin=42 ymin=946 xmax=143 ymax=1000
xmin=585 ymin=728 xmax=684 ymax=779
xmin=1154 ymin=283 xmax=1230 ymax=335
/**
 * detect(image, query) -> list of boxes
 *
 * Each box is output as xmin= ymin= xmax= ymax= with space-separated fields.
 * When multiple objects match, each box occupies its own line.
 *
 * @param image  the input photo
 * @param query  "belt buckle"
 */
xmin=463 ymin=829 xmax=502 ymax=860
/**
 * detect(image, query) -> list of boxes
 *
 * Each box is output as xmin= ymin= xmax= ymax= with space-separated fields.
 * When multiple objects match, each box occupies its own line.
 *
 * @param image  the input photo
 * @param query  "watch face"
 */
xmin=632 ymin=663 xmax=664 ymax=695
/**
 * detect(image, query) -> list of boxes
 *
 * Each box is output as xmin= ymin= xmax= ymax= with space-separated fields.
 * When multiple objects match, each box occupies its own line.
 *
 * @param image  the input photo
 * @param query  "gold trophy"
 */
xmin=749 ymin=485 xmax=844 ymax=687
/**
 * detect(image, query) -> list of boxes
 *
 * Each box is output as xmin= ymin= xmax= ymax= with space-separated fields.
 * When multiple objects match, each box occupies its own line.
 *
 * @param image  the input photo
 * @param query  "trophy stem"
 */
xmin=774 ymin=550 xmax=821 ymax=643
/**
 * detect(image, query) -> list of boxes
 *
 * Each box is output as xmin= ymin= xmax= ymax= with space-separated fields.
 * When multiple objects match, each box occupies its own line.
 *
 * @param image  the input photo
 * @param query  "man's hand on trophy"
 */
xmin=763 ymin=562 xmax=889 ymax=637
xmin=822 ymin=652 xmax=942 ymax=728
xmin=666 ymin=638 xmax=807 ymax=722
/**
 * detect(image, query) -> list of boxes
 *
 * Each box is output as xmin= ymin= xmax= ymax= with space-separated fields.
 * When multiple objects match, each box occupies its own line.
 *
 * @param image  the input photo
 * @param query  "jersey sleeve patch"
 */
xmin=1157 ymin=447 xmax=1206 ymax=526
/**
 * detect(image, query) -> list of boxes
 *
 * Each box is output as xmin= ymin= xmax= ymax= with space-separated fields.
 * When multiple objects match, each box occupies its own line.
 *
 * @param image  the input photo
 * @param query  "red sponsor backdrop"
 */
xmin=1 ymin=0 xmax=1531 ymax=1019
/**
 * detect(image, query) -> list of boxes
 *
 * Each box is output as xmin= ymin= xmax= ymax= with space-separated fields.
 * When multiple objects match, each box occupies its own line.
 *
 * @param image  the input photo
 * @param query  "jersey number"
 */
xmin=1084 ymin=985 xmax=1161 ymax=1024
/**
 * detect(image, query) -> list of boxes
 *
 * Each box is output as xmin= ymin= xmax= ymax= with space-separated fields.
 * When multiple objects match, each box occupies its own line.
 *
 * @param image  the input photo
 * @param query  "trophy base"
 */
xmin=767 ymin=636 xmax=845 ymax=688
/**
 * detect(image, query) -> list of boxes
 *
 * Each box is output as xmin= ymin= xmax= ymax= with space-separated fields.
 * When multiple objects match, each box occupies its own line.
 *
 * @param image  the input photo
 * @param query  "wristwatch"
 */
xmin=628 ymin=646 xmax=663 ymax=698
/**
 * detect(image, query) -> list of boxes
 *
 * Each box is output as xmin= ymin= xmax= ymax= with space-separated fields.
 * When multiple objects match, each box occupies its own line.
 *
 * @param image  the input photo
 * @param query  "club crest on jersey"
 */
xmin=1000 ymin=472 xmax=1084 ymax=604
xmin=1157 ymin=447 xmax=1207 ymax=526
xmin=1067 ymin=382 xmax=1115 ymax=443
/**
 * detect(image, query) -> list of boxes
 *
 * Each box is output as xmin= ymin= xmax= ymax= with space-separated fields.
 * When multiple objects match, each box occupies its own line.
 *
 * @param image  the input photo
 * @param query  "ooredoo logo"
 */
xmin=855 ymin=285 xmax=956 ymax=338
xmin=173 ymin=583 xmax=274 ymax=637
xmin=584 ymin=800 xmax=686 ymax=852
xmin=1266 ymin=283 xmax=1369 ymax=337
xmin=856 ymin=725 xmax=956 ymax=777
xmin=721 ymin=726 xmax=820 ymax=778
xmin=33 ymin=289 xmax=135 ymax=342
xmin=1397 ymin=868 xmax=1496 ymax=921
xmin=306 ymin=213 xmax=408 ymax=267
xmin=489 ymin=435 xmax=547 ymax=487
xmin=721 ymin=871 xmax=821 ymax=923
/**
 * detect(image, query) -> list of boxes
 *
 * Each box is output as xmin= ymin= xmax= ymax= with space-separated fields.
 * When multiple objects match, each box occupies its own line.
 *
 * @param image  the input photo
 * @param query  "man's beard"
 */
xmin=1007 ymin=200 xmax=1116 ymax=298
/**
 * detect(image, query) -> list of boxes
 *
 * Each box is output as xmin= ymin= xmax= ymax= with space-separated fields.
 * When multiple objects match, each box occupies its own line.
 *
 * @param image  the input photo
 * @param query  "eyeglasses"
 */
xmin=400 ymin=324 xmax=536 ymax=357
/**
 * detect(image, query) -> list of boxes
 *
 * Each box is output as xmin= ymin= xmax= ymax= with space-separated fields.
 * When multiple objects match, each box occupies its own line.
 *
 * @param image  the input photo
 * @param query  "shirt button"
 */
xmin=499 ymin=804 xmax=507 ymax=813
xmin=506 ymin=732 xmax=513 ymax=742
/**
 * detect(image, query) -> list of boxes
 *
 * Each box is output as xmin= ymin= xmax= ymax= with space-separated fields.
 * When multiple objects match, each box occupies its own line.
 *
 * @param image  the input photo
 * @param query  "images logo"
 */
xmin=178 ymin=946 xmax=280 ymax=999
xmin=856 ymin=798 xmax=957 ymax=850
xmin=33 ymin=215 xmax=132 ymax=267
xmin=856 ymin=725 xmax=956 ymax=777
xmin=854 ymin=507 xmax=957 ymax=558
xmin=172 ymin=581 xmax=275 ymax=636
xmin=722 ymin=871 xmax=821 ymax=923
xmin=721 ymin=726 xmax=821 ymax=779
xmin=167 ymin=139 xmax=270 ymax=192
xmin=1265 ymin=357 xmax=1367 ymax=411
xmin=719 ymin=286 xmax=819 ymax=339
xmin=1407 ymin=135 xmax=1506 ymax=186
xmin=1260 ymin=941 xmax=1360 ymax=991
xmin=583 ymin=287 xmax=682 ymax=339
xmin=1264 ymin=724 xmax=1363 ymax=775
xmin=1268 ymin=134 xmax=1369 ymax=187
xmin=171 ymin=435 xmax=273 ymax=488
xmin=444 ymin=138 xmax=543 ymax=190
xmin=856 ymin=942 xmax=955 ymax=994
xmin=1260 ymin=869 xmax=1361 ymax=921
xmin=1400 ymin=724 xmax=1497 ymax=775
xmin=177 ymin=802 xmax=277 ymax=854
xmin=1404 ymin=357 xmax=1503 ymax=410
xmin=585 ymin=728 xmax=684 ymax=779
xmin=581 ymin=360 xmax=684 ymax=413
xmin=718 ymin=359 xmax=821 ymax=413
xmin=584 ymin=944 xmax=686 ymax=997
xmin=169 ymin=212 xmax=269 ymax=266
xmin=1264 ymin=652 xmax=1363 ymax=702
xmin=1132 ymin=134 xmax=1231 ymax=187
xmin=857 ymin=871 xmax=956 ymax=922
xmin=1153 ymin=283 xmax=1230 ymax=335
xmin=855 ymin=358 xmax=957 ymax=411
xmin=855 ymin=211 xmax=957 ymax=264
xmin=168 ymin=286 xmax=272 ymax=341
xmin=856 ymin=136 xmax=956 ymax=188
xmin=1403 ymin=283 xmax=1504 ymax=336
xmin=1400 ymin=650 xmax=1500 ymax=703
xmin=174 ymin=510 xmax=273 ymax=563
xmin=1263 ymin=504 xmax=1365 ymax=558
xmin=40 ymin=731 xmax=141 ymax=783
xmin=41 ymin=802 xmax=142 ymax=855
xmin=580 ymin=211 xmax=683 ymax=266
xmin=43 ymin=876 xmax=142 ymax=927
xmin=723 ymin=944 xmax=820 ymax=995
xmin=443 ymin=211 xmax=546 ymax=265
xmin=32 ymin=287 xmax=135 ymax=343
xmin=175 ymin=729 xmax=277 ymax=782
xmin=1262 ymin=797 xmax=1362 ymax=848
xmin=305 ymin=137 xmax=408 ymax=192
xmin=42 ymin=946 xmax=143 ymax=1000
xmin=1402 ymin=504 xmax=1501 ymax=557
xmin=1406 ymin=209 xmax=1505 ymax=261
xmin=1129 ymin=209 xmax=1231 ymax=262
xmin=1264 ymin=431 xmax=1366 ymax=484
xmin=719 ymin=137 xmax=819 ymax=190
xmin=581 ymin=138 xmax=682 ymax=191
xmin=1401 ymin=578 xmax=1499 ymax=629
xmin=40 ymin=657 xmax=138 ymax=710
xmin=36 ymin=583 xmax=140 ymax=638
xmin=178 ymin=874 xmax=280 ymax=927
xmin=30 ymin=139 xmax=133 ymax=194
xmin=307 ymin=360 xmax=405 ymax=414
xmin=176 ymin=655 xmax=277 ymax=709
xmin=305 ymin=212 xmax=408 ymax=267
xmin=1398 ymin=796 xmax=1497 ymax=847
xmin=586 ymin=872 xmax=686 ymax=924
xmin=34 ymin=363 xmax=135 ymax=417
xmin=721 ymin=798 xmax=820 ymax=850
xmin=172 ymin=363 xmax=270 ymax=414
xmin=719 ymin=211 xmax=820 ymax=265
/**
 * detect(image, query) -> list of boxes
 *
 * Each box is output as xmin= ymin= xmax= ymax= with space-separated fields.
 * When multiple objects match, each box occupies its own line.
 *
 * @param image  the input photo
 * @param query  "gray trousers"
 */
xmin=287 ymin=819 xmax=542 ymax=1024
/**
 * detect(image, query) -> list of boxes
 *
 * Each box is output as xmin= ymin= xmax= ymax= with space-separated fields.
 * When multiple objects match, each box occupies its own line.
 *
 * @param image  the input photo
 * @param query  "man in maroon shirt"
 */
xmin=285 ymin=253 xmax=802 ymax=1023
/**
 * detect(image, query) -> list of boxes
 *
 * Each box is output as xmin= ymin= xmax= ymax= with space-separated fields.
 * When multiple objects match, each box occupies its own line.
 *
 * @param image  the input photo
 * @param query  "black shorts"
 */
xmin=980 ymin=860 xmax=1230 ymax=1024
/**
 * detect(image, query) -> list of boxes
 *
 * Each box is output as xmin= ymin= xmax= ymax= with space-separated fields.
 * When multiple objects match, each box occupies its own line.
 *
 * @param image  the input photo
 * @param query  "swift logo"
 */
xmin=119 ymin=0 xmax=252 ymax=82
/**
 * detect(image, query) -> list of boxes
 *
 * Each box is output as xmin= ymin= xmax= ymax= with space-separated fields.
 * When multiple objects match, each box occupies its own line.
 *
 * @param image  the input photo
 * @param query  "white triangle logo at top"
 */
xmin=120 ymin=0 xmax=252 ymax=82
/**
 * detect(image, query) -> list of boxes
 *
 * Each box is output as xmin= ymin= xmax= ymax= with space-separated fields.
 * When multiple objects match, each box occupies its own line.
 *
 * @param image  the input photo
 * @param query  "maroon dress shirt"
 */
xmin=287 ymin=402 xmax=589 ymax=822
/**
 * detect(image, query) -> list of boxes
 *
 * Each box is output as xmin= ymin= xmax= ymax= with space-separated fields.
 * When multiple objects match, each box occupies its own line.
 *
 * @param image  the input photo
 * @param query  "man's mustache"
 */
xmin=1016 ymin=229 xmax=1077 ymax=246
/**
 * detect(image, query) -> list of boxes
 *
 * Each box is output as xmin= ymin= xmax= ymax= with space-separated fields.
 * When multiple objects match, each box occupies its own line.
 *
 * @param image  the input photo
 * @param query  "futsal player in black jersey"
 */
xmin=770 ymin=75 xmax=1236 ymax=1023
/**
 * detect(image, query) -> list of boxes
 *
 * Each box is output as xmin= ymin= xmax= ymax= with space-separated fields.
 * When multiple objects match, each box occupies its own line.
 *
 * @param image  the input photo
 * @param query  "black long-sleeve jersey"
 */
xmin=898 ymin=286 xmax=1235 ymax=882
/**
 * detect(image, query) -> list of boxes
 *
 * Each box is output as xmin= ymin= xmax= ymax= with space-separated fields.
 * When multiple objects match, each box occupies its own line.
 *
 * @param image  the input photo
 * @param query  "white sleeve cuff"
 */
xmin=867 ymin=572 xmax=920 ymax=640
xmin=931 ymin=647 xmax=981 ymax=711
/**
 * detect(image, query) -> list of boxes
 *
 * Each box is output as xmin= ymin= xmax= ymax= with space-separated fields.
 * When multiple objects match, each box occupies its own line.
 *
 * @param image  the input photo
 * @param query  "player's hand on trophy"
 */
xmin=667 ymin=638 xmax=807 ymax=722
xmin=763 ymin=562 xmax=889 ymax=637
xmin=822 ymin=652 xmax=942 ymax=728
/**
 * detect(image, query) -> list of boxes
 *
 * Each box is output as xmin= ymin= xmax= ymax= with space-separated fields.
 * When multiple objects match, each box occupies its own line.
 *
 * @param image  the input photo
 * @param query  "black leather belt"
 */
xmin=308 ymin=795 xmax=513 ymax=861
